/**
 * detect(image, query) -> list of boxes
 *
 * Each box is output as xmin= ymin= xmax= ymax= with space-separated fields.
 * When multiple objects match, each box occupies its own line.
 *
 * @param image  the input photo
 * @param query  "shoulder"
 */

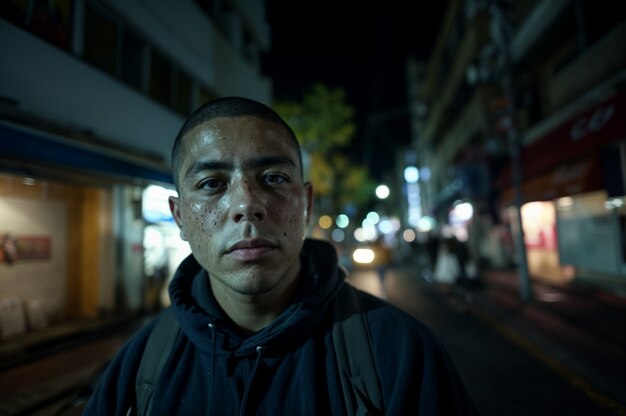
xmin=335 ymin=285 xmax=452 ymax=366
xmin=349 ymin=288 xmax=479 ymax=415
xmin=355 ymin=288 xmax=441 ymax=346
xmin=82 ymin=312 xmax=167 ymax=415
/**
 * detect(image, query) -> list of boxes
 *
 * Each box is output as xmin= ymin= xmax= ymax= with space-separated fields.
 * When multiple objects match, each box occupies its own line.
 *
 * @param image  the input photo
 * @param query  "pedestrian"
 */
xmin=84 ymin=97 xmax=478 ymax=415
xmin=434 ymin=237 xmax=461 ymax=290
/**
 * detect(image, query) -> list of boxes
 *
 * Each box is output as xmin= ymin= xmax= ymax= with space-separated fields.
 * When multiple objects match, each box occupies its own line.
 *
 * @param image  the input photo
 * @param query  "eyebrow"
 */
xmin=184 ymin=156 xmax=297 ymax=180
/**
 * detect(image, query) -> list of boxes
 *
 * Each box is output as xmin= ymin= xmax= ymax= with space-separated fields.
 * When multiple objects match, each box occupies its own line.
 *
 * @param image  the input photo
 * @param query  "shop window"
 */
xmin=121 ymin=29 xmax=144 ymax=90
xmin=83 ymin=2 xmax=119 ymax=76
xmin=174 ymin=70 xmax=192 ymax=116
xmin=149 ymin=49 xmax=172 ymax=106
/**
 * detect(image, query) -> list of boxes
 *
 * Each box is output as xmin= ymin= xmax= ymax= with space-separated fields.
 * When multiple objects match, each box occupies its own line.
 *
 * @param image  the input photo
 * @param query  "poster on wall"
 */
xmin=1 ymin=233 xmax=52 ymax=264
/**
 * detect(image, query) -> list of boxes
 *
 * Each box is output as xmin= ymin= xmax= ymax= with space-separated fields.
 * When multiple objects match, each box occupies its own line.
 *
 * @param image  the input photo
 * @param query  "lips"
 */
xmin=225 ymin=238 xmax=276 ymax=261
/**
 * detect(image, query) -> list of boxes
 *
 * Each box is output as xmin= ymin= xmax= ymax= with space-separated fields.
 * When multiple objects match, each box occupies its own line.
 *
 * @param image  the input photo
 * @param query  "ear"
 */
xmin=169 ymin=195 xmax=188 ymax=241
xmin=304 ymin=182 xmax=314 ymax=225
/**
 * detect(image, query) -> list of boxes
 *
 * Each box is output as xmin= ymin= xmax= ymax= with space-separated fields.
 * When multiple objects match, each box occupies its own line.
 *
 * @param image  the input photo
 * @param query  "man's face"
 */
xmin=169 ymin=116 xmax=313 ymax=296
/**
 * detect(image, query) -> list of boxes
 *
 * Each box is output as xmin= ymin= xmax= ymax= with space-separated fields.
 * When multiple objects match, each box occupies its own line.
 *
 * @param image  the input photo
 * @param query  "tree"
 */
xmin=274 ymin=84 xmax=375 ymax=214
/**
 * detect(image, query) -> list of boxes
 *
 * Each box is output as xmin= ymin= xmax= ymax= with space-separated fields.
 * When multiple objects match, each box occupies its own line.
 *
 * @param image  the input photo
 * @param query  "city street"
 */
xmin=0 ymin=266 xmax=623 ymax=416
xmin=348 ymin=266 xmax=623 ymax=416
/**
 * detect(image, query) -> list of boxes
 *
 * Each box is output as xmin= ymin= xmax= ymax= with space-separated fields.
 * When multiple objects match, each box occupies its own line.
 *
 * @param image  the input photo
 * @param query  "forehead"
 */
xmin=180 ymin=116 xmax=296 ymax=162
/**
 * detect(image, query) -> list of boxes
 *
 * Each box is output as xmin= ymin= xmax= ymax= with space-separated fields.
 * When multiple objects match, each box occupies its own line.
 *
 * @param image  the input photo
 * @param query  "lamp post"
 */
xmin=489 ymin=0 xmax=533 ymax=302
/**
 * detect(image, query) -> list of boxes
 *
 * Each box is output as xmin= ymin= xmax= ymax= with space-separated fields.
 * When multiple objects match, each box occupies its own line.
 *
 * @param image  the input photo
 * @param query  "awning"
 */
xmin=0 ymin=120 xmax=173 ymax=185
xmin=496 ymin=88 xmax=626 ymax=189
xmin=499 ymin=156 xmax=603 ymax=206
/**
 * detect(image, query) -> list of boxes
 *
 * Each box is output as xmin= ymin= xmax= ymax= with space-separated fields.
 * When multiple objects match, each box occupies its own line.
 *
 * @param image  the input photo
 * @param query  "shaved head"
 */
xmin=171 ymin=97 xmax=302 ymax=190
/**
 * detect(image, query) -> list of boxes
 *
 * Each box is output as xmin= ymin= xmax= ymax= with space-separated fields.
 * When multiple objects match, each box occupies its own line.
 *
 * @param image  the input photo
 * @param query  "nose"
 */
xmin=230 ymin=179 xmax=267 ymax=223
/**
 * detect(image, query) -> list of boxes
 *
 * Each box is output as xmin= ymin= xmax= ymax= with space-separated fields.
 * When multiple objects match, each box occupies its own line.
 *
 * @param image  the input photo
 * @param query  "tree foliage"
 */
xmin=274 ymin=84 xmax=375 ymax=213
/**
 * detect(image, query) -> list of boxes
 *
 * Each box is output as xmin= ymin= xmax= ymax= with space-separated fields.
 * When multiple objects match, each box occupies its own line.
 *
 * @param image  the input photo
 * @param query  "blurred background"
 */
xmin=0 ymin=0 xmax=625 ymax=415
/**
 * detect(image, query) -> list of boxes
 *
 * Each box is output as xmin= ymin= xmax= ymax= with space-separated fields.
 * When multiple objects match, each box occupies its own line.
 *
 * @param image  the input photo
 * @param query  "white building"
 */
xmin=0 ymin=0 xmax=271 ymax=335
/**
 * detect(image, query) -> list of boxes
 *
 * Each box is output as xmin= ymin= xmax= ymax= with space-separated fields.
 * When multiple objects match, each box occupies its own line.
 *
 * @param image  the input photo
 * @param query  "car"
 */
xmin=351 ymin=242 xmax=391 ymax=270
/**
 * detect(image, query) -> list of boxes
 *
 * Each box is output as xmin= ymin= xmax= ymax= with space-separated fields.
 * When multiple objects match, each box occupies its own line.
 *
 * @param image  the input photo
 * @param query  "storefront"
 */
xmin=496 ymin=88 xmax=626 ymax=287
xmin=0 ymin=121 xmax=173 ymax=339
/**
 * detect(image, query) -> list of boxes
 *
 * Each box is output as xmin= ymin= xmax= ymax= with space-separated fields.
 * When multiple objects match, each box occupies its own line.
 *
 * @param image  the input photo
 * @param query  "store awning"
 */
xmin=0 ymin=120 xmax=173 ymax=185
xmin=499 ymin=156 xmax=603 ymax=206
xmin=496 ymin=88 xmax=626 ymax=189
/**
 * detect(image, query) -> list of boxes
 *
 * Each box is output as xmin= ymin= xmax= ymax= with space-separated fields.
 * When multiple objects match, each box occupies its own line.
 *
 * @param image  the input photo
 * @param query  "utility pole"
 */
xmin=489 ymin=0 xmax=533 ymax=302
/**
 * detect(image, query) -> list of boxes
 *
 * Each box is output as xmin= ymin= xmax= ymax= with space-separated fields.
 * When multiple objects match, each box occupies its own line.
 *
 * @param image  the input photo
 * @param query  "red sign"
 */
xmin=496 ymin=88 xmax=626 ymax=187
xmin=1 ymin=234 xmax=51 ymax=264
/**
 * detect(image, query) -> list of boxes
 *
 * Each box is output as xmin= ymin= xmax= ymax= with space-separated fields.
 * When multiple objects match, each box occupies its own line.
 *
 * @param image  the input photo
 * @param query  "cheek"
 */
xmin=184 ymin=202 xmax=225 ymax=243
xmin=279 ymin=198 xmax=308 ymax=235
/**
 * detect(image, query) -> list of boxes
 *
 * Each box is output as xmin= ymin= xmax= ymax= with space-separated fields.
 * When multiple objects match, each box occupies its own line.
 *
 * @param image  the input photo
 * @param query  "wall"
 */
xmin=548 ymin=22 xmax=626 ymax=113
xmin=0 ymin=195 xmax=68 ymax=322
xmin=0 ymin=21 xmax=183 ymax=168
xmin=0 ymin=0 xmax=272 ymax=169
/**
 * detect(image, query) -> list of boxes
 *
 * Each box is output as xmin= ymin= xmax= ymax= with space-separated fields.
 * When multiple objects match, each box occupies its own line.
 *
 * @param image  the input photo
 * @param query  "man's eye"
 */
xmin=263 ymin=173 xmax=288 ymax=185
xmin=198 ymin=178 xmax=226 ymax=191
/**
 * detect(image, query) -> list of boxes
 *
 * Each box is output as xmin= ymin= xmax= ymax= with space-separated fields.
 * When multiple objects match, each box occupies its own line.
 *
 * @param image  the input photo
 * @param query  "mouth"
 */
xmin=225 ymin=238 xmax=277 ymax=261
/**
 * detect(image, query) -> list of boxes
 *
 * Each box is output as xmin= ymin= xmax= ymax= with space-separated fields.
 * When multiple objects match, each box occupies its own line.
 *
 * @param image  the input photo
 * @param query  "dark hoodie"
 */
xmin=84 ymin=239 xmax=478 ymax=415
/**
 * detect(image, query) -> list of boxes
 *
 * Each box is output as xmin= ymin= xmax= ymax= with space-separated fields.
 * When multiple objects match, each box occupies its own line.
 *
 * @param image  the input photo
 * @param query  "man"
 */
xmin=84 ymin=97 xmax=478 ymax=415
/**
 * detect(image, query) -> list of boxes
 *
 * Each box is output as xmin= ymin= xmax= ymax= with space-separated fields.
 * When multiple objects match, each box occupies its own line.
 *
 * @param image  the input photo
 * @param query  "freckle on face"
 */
xmin=176 ymin=115 xmax=309 ymax=295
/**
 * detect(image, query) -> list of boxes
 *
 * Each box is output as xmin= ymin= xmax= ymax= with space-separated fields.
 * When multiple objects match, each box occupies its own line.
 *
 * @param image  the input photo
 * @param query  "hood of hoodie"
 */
xmin=168 ymin=238 xmax=346 ymax=357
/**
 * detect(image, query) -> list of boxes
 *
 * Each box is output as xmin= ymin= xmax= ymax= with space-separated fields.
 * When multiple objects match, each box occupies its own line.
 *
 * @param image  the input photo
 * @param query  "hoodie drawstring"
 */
xmin=207 ymin=323 xmax=216 ymax=413
xmin=239 ymin=345 xmax=266 ymax=416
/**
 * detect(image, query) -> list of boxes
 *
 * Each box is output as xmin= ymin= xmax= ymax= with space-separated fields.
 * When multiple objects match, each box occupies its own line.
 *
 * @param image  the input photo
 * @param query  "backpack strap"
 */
xmin=135 ymin=308 xmax=181 ymax=416
xmin=332 ymin=285 xmax=383 ymax=415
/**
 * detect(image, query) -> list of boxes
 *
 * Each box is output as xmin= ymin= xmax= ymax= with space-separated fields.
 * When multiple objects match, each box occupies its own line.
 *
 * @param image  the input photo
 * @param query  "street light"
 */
xmin=375 ymin=185 xmax=390 ymax=199
xmin=403 ymin=166 xmax=419 ymax=183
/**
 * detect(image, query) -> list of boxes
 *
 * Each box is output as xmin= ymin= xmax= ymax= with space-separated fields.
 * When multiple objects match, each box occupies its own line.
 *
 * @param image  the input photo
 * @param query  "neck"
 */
xmin=210 ymin=267 xmax=301 ymax=336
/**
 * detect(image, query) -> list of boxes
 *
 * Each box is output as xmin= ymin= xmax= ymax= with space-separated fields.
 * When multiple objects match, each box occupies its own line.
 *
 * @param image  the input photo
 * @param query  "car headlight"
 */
xmin=352 ymin=248 xmax=375 ymax=264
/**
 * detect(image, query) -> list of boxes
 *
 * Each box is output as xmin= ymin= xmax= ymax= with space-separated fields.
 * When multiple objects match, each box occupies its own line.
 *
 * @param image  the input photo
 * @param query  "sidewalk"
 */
xmin=455 ymin=268 xmax=626 ymax=409
xmin=0 ymin=313 xmax=150 ymax=371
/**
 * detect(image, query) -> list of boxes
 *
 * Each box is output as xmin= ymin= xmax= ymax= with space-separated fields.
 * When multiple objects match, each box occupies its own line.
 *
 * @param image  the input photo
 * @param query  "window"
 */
xmin=83 ymin=2 xmax=119 ymax=76
xmin=30 ymin=0 xmax=73 ymax=49
xmin=174 ymin=70 xmax=192 ymax=115
xmin=150 ymin=49 xmax=172 ymax=106
xmin=121 ymin=29 xmax=144 ymax=90
xmin=1 ymin=0 xmax=73 ymax=50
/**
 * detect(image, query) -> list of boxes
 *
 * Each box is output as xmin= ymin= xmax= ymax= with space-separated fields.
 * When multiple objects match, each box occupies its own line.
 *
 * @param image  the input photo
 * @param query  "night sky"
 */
xmin=263 ymin=1 xmax=449 ymax=180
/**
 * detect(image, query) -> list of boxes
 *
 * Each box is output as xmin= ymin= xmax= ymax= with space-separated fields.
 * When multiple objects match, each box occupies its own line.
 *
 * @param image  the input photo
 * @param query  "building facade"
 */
xmin=0 ymin=0 xmax=271 ymax=339
xmin=409 ymin=0 xmax=626 ymax=292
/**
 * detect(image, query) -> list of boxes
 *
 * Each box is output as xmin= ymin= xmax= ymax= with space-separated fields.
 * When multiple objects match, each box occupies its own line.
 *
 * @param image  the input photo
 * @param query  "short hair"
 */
xmin=171 ymin=97 xmax=302 ymax=190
